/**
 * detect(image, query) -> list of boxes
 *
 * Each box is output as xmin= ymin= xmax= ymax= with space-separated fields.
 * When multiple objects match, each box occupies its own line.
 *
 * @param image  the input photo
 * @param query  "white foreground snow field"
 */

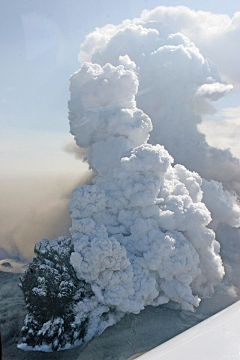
xmin=136 ymin=300 xmax=240 ymax=360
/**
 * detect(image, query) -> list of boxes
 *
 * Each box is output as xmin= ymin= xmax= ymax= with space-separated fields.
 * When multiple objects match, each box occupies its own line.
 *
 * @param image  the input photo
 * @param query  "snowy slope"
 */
xmin=137 ymin=300 xmax=240 ymax=360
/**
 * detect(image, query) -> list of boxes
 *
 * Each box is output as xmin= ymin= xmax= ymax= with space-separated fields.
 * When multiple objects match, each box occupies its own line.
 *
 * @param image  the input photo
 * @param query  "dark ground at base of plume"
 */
xmin=0 ymin=270 xmax=211 ymax=360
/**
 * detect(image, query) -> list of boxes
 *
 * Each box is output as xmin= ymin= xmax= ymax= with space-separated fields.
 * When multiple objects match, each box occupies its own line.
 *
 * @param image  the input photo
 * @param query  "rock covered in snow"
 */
xmin=19 ymin=237 xmax=119 ymax=351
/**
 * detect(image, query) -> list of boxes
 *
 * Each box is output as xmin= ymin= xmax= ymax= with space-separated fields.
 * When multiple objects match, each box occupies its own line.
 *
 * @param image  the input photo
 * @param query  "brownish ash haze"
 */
xmin=0 ymin=167 xmax=92 ymax=260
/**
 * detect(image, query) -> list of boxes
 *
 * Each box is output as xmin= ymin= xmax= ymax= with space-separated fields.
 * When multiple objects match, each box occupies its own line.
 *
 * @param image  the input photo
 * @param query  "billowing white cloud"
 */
xmin=196 ymin=83 xmax=233 ymax=101
xmin=19 ymin=6 xmax=240 ymax=352
xmin=78 ymin=21 xmax=240 ymax=195
xmin=20 ymin=60 xmax=228 ymax=351
xmin=67 ymin=59 xmax=239 ymax=337
xmin=72 ymin=7 xmax=240 ymax=344
xmin=79 ymin=11 xmax=240 ymax=194
xmin=79 ymin=6 xmax=240 ymax=87
xmin=67 ymin=63 xmax=227 ymax=341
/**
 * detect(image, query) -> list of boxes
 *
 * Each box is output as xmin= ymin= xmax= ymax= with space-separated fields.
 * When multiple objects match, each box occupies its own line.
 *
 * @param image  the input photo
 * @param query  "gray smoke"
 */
xmin=63 ymin=140 xmax=86 ymax=160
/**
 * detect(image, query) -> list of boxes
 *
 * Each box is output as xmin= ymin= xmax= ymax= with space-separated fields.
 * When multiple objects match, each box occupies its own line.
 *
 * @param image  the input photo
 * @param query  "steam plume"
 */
xmin=18 ymin=6 xmax=240 ymax=352
xmin=19 ymin=61 xmax=227 ymax=351
xmin=79 ymin=6 xmax=240 ymax=87
xmin=80 ymin=24 xmax=240 ymax=194
xmin=76 ymin=14 xmax=240 ymax=303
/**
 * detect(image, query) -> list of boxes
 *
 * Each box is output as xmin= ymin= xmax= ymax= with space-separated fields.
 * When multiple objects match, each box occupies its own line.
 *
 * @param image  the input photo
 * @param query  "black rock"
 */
xmin=19 ymin=236 xmax=94 ymax=351
xmin=1 ymin=262 xmax=13 ymax=268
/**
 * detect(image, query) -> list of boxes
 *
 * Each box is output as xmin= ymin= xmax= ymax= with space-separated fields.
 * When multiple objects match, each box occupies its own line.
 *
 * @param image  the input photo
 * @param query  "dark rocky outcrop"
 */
xmin=19 ymin=237 xmax=94 ymax=351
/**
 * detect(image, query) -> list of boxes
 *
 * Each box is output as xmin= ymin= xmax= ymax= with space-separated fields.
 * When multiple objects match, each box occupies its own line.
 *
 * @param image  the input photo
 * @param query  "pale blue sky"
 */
xmin=1 ymin=0 xmax=239 ymax=177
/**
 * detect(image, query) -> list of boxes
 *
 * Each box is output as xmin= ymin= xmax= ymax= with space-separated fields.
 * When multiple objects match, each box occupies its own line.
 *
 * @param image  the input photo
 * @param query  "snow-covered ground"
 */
xmin=1 ymin=262 xmax=238 ymax=360
xmin=137 ymin=300 xmax=240 ymax=360
xmin=0 ymin=266 xmax=204 ymax=360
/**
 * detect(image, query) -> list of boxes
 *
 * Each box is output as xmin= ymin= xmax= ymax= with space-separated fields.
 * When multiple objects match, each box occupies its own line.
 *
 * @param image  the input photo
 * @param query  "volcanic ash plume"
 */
xmin=78 ymin=20 xmax=240 ymax=303
xmin=19 ymin=62 xmax=225 ymax=351
xmin=80 ymin=24 xmax=240 ymax=195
